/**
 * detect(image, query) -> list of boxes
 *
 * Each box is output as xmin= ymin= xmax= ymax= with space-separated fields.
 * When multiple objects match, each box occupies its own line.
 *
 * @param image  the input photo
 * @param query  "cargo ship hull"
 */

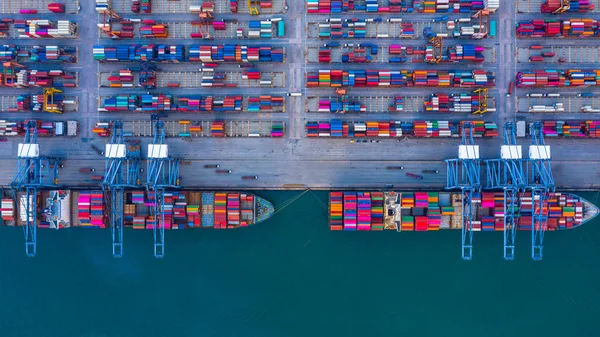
xmin=1 ymin=190 xmax=274 ymax=229
xmin=329 ymin=191 xmax=599 ymax=231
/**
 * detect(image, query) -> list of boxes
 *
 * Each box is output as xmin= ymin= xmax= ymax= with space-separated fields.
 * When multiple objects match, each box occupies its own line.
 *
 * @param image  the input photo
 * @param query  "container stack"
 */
xmin=48 ymin=3 xmax=66 ymax=13
xmin=343 ymin=192 xmax=357 ymax=231
xmin=103 ymin=95 xmax=137 ymax=111
xmin=141 ymin=0 xmax=152 ymax=13
xmin=516 ymin=70 xmax=600 ymax=87
xmin=211 ymin=121 xmax=226 ymax=137
xmin=541 ymin=0 xmax=594 ymax=13
xmin=0 ymin=120 xmax=21 ymax=136
xmin=77 ymin=192 xmax=91 ymax=226
xmin=424 ymin=93 xmax=483 ymax=113
xmin=188 ymin=45 xmax=284 ymax=63
xmin=271 ymin=122 xmax=284 ymax=137
xmin=371 ymin=192 xmax=384 ymax=230
xmin=107 ymin=70 xmax=134 ymax=88
xmin=201 ymin=193 xmax=214 ymax=227
xmin=227 ymin=194 xmax=240 ymax=227
xmin=357 ymin=192 xmax=371 ymax=231
xmin=517 ymin=19 xmax=599 ymax=38
xmin=1 ymin=199 xmax=14 ymax=223
xmin=140 ymin=94 xmax=174 ymax=111
xmin=90 ymin=192 xmax=106 ymax=228
xmin=330 ymin=192 xmax=343 ymax=230
xmin=96 ymin=0 xmax=111 ymax=12
xmin=214 ymin=193 xmax=227 ymax=228
xmin=247 ymin=95 xmax=284 ymax=112
xmin=140 ymin=23 xmax=168 ymax=38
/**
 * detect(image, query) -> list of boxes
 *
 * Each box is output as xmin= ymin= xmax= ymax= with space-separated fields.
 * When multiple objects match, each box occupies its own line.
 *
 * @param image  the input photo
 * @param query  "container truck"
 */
xmin=79 ymin=168 xmax=96 ymax=173
xmin=242 ymin=176 xmax=258 ymax=180
xmin=216 ymin=169 xmax=232 ymax=174
xmin=204 ymin=164 xmax=220 ymax=168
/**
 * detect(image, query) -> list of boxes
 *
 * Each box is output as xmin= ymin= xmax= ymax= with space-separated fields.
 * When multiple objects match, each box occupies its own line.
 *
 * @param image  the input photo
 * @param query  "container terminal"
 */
xmin=0 ymin=0 xmax=600 ymax=260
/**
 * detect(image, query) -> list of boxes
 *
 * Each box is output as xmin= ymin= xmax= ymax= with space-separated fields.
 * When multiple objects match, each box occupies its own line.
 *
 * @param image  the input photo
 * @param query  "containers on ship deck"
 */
xmin=541 ymin=0 xmax=595 ymax=13
xmin=329 ymin=191 xmax=586 ymax=232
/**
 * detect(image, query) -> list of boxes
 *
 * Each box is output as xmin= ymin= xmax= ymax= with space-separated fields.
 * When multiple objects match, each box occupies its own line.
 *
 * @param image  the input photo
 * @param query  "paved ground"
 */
xmin=0 ymin=0 xmax=599 ymax=190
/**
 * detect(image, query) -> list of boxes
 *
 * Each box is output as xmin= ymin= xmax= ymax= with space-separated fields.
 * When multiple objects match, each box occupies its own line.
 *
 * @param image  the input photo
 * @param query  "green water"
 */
xmin=1 ymin=190 xmax=600 ymax=337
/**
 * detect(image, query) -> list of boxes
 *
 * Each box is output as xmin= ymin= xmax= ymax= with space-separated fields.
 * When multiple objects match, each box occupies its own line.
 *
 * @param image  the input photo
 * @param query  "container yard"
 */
xmin=97 ymin=94 xmax=286 ymax=112
xmin=306 ymin=120 xmax=499 ymax=138
xmin=306 ymin=0 xmax=499 ymax=14
xmin=104 ymin=0 xmax=287 ymax=14
xmin=93 ymin=120 xmax=285 ymax=138
xmin=305 ymin=92 xmax=496 ymax=114
xmin=306 ymin=17 xmax=495 ymax=40
xmin=98 ymin=70 xmax=286 ymax=88
xmin=0 ymin=94 xmax=78 ymax=113
xmin=306 ymin=43 xmax=495 ymax=63
xmin=517 ymin=0 xmax=599 ymax=13
xmin=517 ymin=94 xmax=600 ymax=113
xmin=517 ymin=46 xmax=600 ymax=64
xmin=98 ymin=18 xmax=285 ymax=40
xmin=0 ymin=19 xmax=77 ymax=39
xmin=0 ymin=1 xmax=80 ymax=14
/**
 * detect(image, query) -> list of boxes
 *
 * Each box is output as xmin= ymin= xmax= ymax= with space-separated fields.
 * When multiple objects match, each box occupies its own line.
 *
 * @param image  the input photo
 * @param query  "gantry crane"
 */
xmin=43 ymin=88 xmax=63 ymax=114
xmin=248 ymin=0 xmax=260 ymax=15
xmin=145 ymin=115 xmax=180 ymax=258
xmin=101 ymin=9 xmax=121 ymax=39
xmin=11 ymin=120 xmax=61 ymax=256
xmin=472 ymin=88 xmax=489 ymax=114
xmin=2 ymin=61 xmax=25 ymax=87
xmin=427 ymin=36 xmax=443 ymax=64
xmin=195 ymin=3 xmax=214 ymax=39
xmin=446 ymin=122 xmax=481 ymax=260
xmin=484 ymin=122 xmax=526 ymax=260
xmin=102 ymin=121 xmax=141 ymax=257
xmin=471 ymin=10 xmax=490 ymax=39
xmin=527 ymin=121 xmax=555 ymax=261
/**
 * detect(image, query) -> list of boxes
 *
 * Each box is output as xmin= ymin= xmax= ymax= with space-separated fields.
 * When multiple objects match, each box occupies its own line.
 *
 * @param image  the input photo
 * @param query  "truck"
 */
xmin=242 ymin=176 xmax=258 ymax=180
xmin=90 ymin=175 xmax=103 ymax=181
xmin=180 ymin=160 xmax=192 ymax=165
xmin=216 ymin=169 xmax=232 ymax=174
xmin=516 ymin=120 xmax=527 ymax=138
xmin=54 ymin=122 xmax=65 ymax=136
xmin=406 ymin=173 xmax=423 ymax=180
xmin=507 ymin=81 xmax=514 ymax=97
xmin=204 ymin=164 xmax=220 ymax=168
xmin=79 ymin=168 xmax=95 ymax=173
xmin=386 ymin=166 xmax=404 ymax=170
xmin=91 ymin=144 xmax=104 ymax=156
xmin=67 ymin=121 xmax=78 ymax=136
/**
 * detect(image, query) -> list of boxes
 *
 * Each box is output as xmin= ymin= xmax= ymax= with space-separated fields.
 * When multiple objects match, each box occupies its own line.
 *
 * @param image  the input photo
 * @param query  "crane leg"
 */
xmin=532 ymin=189 xmax=546 ymax=261
xmin=503 ymin=188 xmax=517 ymax=260
xmin=461 ymin=189 xmax=473 ymax=260
xmin=23 ymin=187 xmax=37 ymax=257
xmin=152 ymin=189 xmax=165 ymax=258
xmin=111 ymin=188 xmax=124 ymax=257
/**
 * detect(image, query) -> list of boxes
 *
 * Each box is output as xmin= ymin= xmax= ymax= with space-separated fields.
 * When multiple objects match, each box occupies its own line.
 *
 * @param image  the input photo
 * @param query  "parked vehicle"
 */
xmin=90 ymin=175 xmax=103 ymax=181
xmin=180 ymin=160 xmax=192 ymax=165
xmin=406 ymin=173 xmax=424 ymax=180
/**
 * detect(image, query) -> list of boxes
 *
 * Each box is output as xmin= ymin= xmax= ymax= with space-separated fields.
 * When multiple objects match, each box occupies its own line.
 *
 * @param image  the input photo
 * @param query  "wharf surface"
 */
xmin=0 ymin=0 xmax=599 ymax=191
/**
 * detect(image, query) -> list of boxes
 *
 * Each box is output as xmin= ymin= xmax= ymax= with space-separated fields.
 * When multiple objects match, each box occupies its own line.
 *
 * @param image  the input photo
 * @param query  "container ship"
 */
xmin=0 ymin=190 xmax=274 ymax=229
xmin=329 ymin=191 xmax=599 ymax=231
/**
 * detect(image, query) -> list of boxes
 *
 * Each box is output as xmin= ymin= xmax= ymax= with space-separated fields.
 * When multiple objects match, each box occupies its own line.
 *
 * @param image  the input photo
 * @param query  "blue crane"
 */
xmin=145 ymin=115 xmax=180 ymax=258
xmin=445 ymin=121 xmax=481 ymax=260
xmin=527 ymin=121 xmax=555 ymax=261
xmin=484 ymin=122 xmax=526 ymax=260
xmin=102 ymin=121 xmax=141 ymax=257
xmin=10 ymin=120 xmax=61 ymax=257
